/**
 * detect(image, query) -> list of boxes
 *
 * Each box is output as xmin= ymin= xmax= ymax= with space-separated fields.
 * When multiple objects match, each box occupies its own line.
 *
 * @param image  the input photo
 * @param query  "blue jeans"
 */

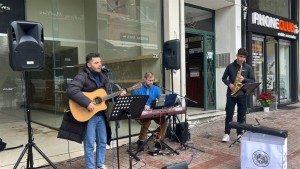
xmin=84 ymin=113 xmax=107 ymax=169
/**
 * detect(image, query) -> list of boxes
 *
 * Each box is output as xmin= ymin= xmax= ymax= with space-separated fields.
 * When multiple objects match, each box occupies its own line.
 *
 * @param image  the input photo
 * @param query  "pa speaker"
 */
xmin=163 ymin=39 xmax=180 ymax=70
xmin=161 ymin=162 xmax=188 ymax=169
xmin=8 ymin=21 xmax=44 ymax=71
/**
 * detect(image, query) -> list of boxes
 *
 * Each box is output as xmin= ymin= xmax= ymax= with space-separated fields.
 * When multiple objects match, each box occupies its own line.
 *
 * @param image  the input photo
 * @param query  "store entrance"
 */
xmin=252 ymin=35 xmax=292 ymax=106
xmin=185 ymin=32 xmax=215 ymax=109
xmin=185 ymin=33 xmax=204 ymax=108
xmin=265 ymin=37 xmax=291 ymax=104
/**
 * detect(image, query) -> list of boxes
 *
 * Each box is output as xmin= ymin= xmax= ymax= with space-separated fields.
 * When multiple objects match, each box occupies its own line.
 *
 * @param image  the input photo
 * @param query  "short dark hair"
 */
xmin=86 ymin=53 xmax=100 ymax=63
xmin=237 ymin=48 xmax=248 ymax=57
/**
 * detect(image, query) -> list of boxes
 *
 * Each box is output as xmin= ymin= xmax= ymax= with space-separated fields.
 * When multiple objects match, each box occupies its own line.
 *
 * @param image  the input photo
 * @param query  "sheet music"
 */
xmin=232 ymin=82 xmax=261 ymax=97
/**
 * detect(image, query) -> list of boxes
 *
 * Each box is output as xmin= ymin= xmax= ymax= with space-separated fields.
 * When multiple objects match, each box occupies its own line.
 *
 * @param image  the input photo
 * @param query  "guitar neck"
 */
xmin=101 ymin=86 xmax=135 ymax=101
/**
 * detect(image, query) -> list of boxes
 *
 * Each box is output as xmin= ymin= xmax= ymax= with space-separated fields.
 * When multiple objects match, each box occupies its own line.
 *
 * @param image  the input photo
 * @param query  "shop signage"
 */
xmin=39 ymin=10 xmax=84 ymax=21
xmin=0 ymin=0 xmax=25 ymax=33
xmin=247 ymin=9 xmax=298 ymax=40
xmin=121 ymin=33 xmax=149 ymax=43
xmin=105 ymin=39 xmax=157 ymax=49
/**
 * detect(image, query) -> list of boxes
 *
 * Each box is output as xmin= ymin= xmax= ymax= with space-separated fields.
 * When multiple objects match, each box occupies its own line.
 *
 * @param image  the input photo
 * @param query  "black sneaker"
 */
xmin=154 ymin=141 xmax=167 ymax=150
xmin=137 ymin=140 xmax=144 ymax=152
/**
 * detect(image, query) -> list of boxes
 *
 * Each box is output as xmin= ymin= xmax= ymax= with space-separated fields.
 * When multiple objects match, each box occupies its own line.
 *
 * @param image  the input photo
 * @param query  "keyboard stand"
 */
xmin=134 ymin=117 xmax=180 ymax=156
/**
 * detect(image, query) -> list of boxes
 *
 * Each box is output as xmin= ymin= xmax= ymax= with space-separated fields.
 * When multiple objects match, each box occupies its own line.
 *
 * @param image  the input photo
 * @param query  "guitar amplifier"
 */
xmin=161 ymin=162 xmax=188 ymax=169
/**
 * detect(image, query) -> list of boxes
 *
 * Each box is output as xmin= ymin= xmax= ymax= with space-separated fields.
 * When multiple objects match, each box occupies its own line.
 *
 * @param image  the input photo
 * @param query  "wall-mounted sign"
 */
xmin=121 ymin=33 xmax=149 ymax=43
xmin=0 ymin=0 xmax=25 ymax=33
xmin=247 ymin=8 xmax=298 ymax=40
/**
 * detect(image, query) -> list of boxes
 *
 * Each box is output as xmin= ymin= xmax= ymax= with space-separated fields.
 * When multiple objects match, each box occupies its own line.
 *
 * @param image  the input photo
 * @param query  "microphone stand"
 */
xmin=154 ymin=84 xmax=204 ymax=153
xmin=103 ymin=69 xmax=120 ymax=169
xmin=154 ymin=83 xmax=197 ymax=104
xmin=228 ymin=82 xmax=261 ymax=148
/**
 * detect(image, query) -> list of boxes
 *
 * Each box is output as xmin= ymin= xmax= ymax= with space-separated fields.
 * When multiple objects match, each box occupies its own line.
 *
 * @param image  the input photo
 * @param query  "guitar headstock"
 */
xmin=132 ymin=82 xmax=142 ymax=90
xmin=127 ymin=82 xmax=142 ymax=92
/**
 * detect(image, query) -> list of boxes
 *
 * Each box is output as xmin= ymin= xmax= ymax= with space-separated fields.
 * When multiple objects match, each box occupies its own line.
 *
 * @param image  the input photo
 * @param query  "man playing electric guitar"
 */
xmin=66 ymin=53 xmax=126 ymax=169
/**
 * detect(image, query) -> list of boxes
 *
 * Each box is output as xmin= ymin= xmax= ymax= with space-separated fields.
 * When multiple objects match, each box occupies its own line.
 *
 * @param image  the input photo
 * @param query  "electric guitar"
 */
xmin=69 ymin=82 xmax=142 ymax=122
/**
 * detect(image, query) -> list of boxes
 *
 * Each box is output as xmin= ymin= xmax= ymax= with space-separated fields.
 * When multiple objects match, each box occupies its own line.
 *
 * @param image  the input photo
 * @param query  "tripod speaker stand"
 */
xmin=7 ymin=21 xmax=57 ymax=168
xmin=14 ymin=72 xmax=57 ymax=169
xmin=166 ymin=70 xmax=204 ymax=153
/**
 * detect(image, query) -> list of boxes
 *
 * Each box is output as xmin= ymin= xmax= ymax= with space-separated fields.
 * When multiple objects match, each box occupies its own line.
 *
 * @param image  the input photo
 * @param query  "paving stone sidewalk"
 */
xmin=44 ymin=103 xmax=300 ymax=169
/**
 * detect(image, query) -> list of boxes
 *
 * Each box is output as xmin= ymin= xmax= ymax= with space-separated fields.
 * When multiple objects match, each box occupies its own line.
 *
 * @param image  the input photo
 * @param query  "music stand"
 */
xmin=109 ymin=95 xmax=148 ymax=169
xmin=229 ymin=82 xmax=261 ymax=147
xmin=232 ymin=82 xmax=261 ymax=97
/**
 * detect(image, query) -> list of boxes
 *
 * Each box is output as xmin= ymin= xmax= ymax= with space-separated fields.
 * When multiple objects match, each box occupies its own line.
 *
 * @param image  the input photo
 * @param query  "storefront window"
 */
xmin=279 ymin=40 xmax=291 ymax=103
xmin=97 ymin=0 xmax=162 ymax=86
xmin=249 ymin=0 xmax=290 ymax=19
xmin=266 ymin=36 xmax=277 ymax=94
xmin=252 ymin=35 xmax=264 ymax=106
xmin=0 ymin=35 xmax=24 ymax=121
xmin=0 ymin=1 xmax=28 ymax=124
xmin=185 ymin=5 xmax=213 ymax=32
xmin=14 ymin=0 xmax=162 ymax=129
xmin=97 ymin=0 xmax=162 ymax=137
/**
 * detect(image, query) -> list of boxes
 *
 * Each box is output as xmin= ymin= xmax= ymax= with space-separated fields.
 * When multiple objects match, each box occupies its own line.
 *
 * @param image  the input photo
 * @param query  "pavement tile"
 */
xmin=42 ymin=103 xmax=300 ymax=169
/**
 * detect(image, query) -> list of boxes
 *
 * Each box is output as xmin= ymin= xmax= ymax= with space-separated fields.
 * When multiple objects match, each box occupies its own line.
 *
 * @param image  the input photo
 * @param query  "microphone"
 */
xmin=154 ymin=83 xmax=198 ymax=104
xmin=102 ymin=65 xmax=110 ymax=73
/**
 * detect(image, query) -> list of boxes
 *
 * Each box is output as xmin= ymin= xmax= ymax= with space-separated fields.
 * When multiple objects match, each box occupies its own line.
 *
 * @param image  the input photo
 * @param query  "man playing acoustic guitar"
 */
xmin=67 ymin=53 xmax=126 ymax=169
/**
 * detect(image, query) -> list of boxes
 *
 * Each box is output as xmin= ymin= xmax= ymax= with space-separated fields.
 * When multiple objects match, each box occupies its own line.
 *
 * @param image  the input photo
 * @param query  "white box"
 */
xmin=241 ymin=131 xmax=287 ymax=169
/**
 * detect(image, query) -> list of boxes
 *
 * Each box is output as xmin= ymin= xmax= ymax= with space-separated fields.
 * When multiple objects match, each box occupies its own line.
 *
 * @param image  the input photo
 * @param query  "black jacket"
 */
xmin=222 ymin=60 xmax=255 ymax=96
xmin=58 ymin=65 xmax=112 ymax=145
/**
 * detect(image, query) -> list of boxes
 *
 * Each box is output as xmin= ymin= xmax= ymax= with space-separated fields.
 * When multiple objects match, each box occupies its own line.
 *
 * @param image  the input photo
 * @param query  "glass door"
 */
xmin=185 ymin=30 xmax=216 ymax=110
xmin=204 ymin=35 xmax=215 ymax=110
xmin=279 ymin=40 xmax=291 ymax=103
xmin=252 ymin=35 xmax=264 ymax=106
xmin=266 ymin=36 xmax=277 ymax=96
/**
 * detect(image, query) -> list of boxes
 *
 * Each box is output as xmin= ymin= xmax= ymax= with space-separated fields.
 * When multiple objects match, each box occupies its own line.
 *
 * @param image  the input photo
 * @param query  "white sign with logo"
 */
xmin=241 ymin=131 xmax=287 ymax=169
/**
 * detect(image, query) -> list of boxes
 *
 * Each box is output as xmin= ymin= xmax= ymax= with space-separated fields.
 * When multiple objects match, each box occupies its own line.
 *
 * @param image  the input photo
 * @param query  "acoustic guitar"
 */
xmin=69 ymin=82 xmax=142 ymax=122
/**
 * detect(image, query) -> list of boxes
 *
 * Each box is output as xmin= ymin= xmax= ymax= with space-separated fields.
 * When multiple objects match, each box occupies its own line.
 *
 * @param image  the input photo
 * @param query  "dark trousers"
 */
xmin=225 ymin=95 xmax=247 ymax=135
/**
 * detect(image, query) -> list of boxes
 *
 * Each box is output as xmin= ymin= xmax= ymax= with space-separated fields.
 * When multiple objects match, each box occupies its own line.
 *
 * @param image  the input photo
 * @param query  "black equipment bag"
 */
xmin=0 ymin=138 xmax=7 ymax=151
xmin=175 ymin=122 xmax=190 ymax=143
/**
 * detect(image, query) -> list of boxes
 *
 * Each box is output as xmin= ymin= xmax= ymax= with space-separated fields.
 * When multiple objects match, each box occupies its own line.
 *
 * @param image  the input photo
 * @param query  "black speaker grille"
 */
xmin=10 ymin=41 xmax=44 ymax=70
xmin=163 ymin=39 xmax=180 ymax=70
xmin=8 ymin=21 xmax=44 ymax=71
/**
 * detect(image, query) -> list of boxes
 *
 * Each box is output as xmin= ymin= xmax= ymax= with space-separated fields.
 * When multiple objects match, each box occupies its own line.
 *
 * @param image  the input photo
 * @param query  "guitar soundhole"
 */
xmin=94 ymin=97 xmax=102 ymax=104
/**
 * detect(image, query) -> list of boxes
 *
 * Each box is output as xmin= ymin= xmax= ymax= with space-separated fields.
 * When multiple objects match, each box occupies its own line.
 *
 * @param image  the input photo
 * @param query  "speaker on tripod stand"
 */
xmin=8 ymin=21 xmax=57 ymax=169
xmin=163 ymin=39 xmax=180 ymax=70
xmin=162 ymin=39 xmax=204 ymax=153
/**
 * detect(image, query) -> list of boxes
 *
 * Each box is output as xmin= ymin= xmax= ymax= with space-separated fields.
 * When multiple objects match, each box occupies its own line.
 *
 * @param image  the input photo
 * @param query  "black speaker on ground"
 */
xmin=176 ymin=122 xmax=190 ymax=143
xmin=8 ymin=21 xmax=44 ymax=71
xmin=163 ymin=39 xmax=180 ymax=70
xmin=161 ymin=161 xmax=188 ymax=169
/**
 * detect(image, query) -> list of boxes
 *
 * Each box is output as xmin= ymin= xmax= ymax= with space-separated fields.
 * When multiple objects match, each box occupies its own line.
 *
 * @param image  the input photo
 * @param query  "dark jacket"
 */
xmin=222 ymin=60 xmax=255 ymax=96
xmin=58 ymin=65 xmax=112 ymax=145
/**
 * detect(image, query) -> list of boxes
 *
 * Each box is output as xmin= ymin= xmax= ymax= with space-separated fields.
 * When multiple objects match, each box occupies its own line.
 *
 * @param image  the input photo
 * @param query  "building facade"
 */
xmin=0 ymin=0 xmax=298 ymax=132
